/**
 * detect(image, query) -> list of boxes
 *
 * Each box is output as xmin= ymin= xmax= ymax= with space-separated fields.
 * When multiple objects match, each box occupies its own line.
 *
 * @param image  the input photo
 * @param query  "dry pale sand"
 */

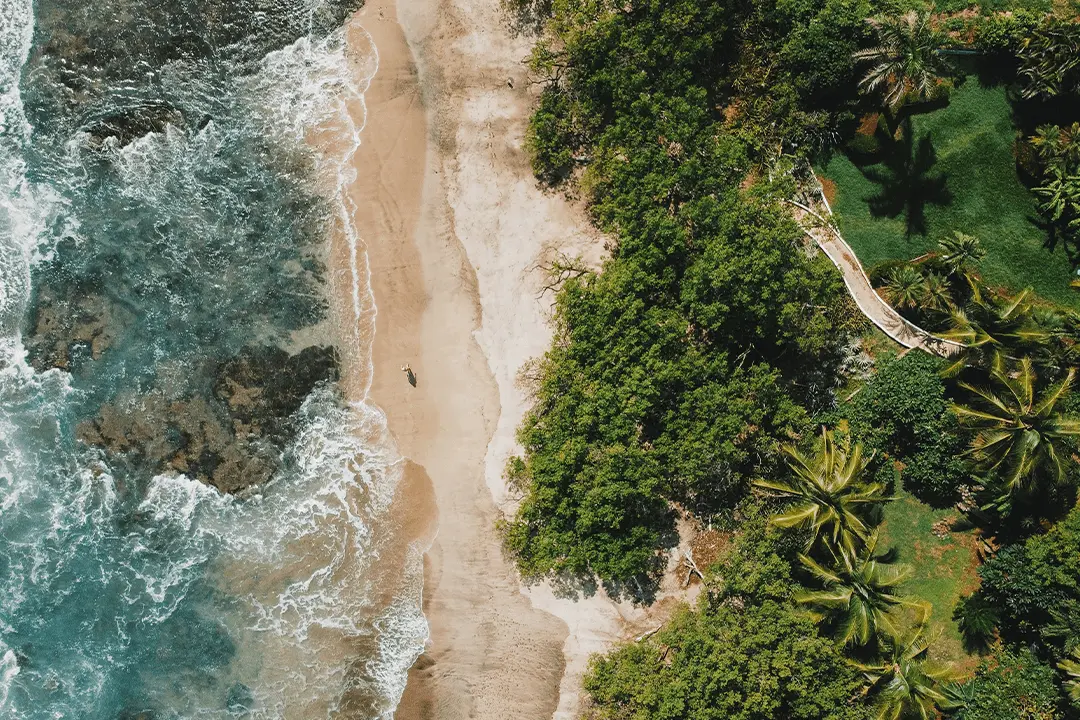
xmin=335 ymin=0 xmax=695 ymax=717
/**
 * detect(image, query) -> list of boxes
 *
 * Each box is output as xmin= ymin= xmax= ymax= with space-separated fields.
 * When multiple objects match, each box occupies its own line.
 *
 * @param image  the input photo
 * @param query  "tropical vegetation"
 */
xmin=853 ymin=11 xmax=951 ymax=111
xmin=503 ymin=0 xmax=1080 ymax=716
xmin=753 ymin=428 xmax=886 ymax=559
xmin=952 ymin=355 xmax=1080 ymax=511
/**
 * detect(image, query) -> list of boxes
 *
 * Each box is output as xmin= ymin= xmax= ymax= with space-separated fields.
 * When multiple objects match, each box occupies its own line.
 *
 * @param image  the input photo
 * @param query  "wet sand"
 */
xmin=336 ymin=0 xmax=649 ymax=717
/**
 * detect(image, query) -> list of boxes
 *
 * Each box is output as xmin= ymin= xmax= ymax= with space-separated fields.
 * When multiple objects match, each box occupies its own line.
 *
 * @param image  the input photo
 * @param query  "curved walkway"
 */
xmin=786 ymin=191 xmax=965 ymax=358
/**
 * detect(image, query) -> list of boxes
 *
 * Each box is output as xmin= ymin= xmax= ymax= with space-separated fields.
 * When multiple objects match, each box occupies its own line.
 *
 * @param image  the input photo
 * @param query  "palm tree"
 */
xmin=1018 ymin=18 xmax=1080 ymax=100
xmin=883 ymin=265 xmax=925 ymax=311
xmin=951 ymin=354 xmax=1080 ymax=505
xmin=858 ymin=625 xmax=964 ymax=720
xmin=920 ymin=272 xmax=953 ymax=313
xmin=754 ymin=427 xmax=888 ymax=559
xmin=796 ymin=530 xmax=926 ymax=647
xmin=1030 ymin=123 xmax=1080 ymax=170
xmin=939 ymin=280 xmax=1051 ymax=376
xmin=1059 ymin=647 xmax=1080 ymax=706
xmin=935 ymin=231 xmax=985 ymax=277
xmin=854 ymin=11 xmax=951 ymax=111
xmin=1034 ymin=165 xmax=1080 ymax=229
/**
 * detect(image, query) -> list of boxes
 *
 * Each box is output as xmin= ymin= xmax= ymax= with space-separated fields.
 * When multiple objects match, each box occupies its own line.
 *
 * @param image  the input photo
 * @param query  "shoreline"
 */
xmin=336 ymin=0 xmax=663 ymax=717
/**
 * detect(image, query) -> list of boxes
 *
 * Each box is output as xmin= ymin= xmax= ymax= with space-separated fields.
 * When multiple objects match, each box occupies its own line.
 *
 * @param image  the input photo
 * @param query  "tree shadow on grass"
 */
xmin=855 ymin=118 xmax=953 ymax=238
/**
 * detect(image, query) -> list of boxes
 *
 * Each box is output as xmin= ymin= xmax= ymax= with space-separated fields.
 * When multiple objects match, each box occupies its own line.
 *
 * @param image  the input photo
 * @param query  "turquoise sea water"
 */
xmin=0 ymin=1 xmax=426 ymax=717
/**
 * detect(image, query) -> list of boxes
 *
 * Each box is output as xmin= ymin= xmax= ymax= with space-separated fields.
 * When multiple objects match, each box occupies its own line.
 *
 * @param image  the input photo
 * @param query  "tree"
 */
xmin=796 ymin=529 xmax=924 ymax=647
xmin=848 ymin=352 xmax=968 ymax=504
xmin=952 ymin=593 xmax=999 ymax=651
xmin=1060 ymin=647 xmax=1080 ymax=707
xmin=952 ymin=647 xmax=1063 ymax=720
xmin=842 ymin=349 xmax=972 ymax=507
xmin=1018 ymin=18 xmax=1080 ymax=100
xmin=581 ymin=519 xmax=873 ymax=720
xmin=935 ymin=231 xmax=985 ymax=278
xmin=882 ymin=265 xmax=925 ymax=311
xmin=853 ymin=11 xmax=951 ymax=110
xmin=939 ymin=281 xmax=1051 ymax=376
xmin=976 ymin=503 xmax=1080 ymax=651
xmin=1034 ymin=165 xmax=1080 ymax=230
xmin=1030 ymin=123 xmax=1080 ymax=171
xmin=505 ymin=0 xmax=855 ymax=591
xmin=920 ymin=272 xmax=952 ymax=313
xmin=856 ymin=625 xmax=963 ymax=720
xmin=951 ymin=354 xmax=1080 ymax=506
xmin=754 ymin=427 xmax=888 ymax=559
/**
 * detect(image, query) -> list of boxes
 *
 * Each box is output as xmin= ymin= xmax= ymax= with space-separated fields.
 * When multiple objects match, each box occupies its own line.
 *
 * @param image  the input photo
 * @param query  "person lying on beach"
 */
xmin=401 ymin=364 xmax=417 ymax=387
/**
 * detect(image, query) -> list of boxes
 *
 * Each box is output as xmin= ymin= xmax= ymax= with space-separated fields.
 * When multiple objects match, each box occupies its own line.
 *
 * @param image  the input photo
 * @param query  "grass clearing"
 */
xmin=878 ymin=476 xmax=982 ymax=675
xmin=820 ymin=78 xmax=1080 ymax=309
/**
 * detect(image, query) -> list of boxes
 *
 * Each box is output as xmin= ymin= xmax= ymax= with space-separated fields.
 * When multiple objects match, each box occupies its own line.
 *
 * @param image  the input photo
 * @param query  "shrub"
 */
xmin=846 ymin=129 xmax=881 ymax=159
xmin=526 ymin=87 xmax=576 ymax=184
xmin=952 ymin=647 xmax=1063 ymax=720
xmin=850 ymin=351 xmax=968 ymax=503
xmin=953 ymin=593 xmax=1000 ymax=651
xmin=901 ymin=446 xmax=969 ymax=505
xmin=972 ymin=10 xmax=1042 ymax=54
xmin=976 ymin=503 xmax=1080 ymax=650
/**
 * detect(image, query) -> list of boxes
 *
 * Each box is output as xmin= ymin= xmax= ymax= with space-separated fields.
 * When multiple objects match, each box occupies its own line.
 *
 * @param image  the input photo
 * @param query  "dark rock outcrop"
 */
xmin=76 ymin=345 xmax=339 ymax=493
xmin=24 ymin=284 xmax=131 ymax=372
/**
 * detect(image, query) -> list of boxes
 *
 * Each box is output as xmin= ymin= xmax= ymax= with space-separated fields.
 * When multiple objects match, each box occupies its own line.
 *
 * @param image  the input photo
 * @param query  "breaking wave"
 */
xmin=0 ymin=0 xmax=424 ymax=717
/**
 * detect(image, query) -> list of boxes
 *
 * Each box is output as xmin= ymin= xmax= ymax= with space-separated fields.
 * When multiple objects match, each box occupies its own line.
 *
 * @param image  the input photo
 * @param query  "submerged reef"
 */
xmin=74 ymin=345 xmax=340 ymax=493
xmin=24 ymin=285 xmax=131 ymax=371
xmin=26 ymin=281 xmax=340 ymax=494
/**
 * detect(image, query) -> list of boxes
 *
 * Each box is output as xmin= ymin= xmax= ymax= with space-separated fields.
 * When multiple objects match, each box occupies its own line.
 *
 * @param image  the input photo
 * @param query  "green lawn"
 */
xmin=878 ymin=479 xmax=982 ymax=675
xmin=820 ymin=78 xmax=1080 ymax=309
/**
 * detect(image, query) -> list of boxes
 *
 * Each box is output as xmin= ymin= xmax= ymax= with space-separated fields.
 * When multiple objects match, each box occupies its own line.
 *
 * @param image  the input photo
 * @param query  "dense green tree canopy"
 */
xmin=503 ymin=197 xmax=844 ymax=584
xmin=847 ymin=351 xmax=968 ymax=503
xmin=583 ymin=600 xmax=870 ymax=720
xmin=501 ymin=0 xmax=855 ymax=587
xmin=977 ymin=502 xmax=1080 ymax=651
xmin=582 ymin=521 xmax=872 ymax=720
xmin=952 ymin=648 xmax=1064 ymax=720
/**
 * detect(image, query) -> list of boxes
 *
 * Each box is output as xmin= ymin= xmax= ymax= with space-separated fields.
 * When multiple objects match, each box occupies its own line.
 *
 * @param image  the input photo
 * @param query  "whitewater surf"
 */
xmin=0 ymin=0 xmax=426 ymax=717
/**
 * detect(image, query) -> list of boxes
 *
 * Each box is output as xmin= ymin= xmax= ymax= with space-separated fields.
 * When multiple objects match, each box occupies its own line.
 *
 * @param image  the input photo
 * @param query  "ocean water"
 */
xmin=0 ymin=0 xmax=428 ymax=718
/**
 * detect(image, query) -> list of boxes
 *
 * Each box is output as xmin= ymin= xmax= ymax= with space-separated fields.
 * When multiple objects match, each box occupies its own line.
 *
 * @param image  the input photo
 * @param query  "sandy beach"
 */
xmin=335 ymin=0 xmax=669 ymax=717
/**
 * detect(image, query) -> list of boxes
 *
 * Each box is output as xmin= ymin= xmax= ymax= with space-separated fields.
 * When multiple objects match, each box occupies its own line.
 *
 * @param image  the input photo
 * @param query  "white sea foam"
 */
xmin=245 ymin=25 xmax=382 ymax=395
xmin=0 ymin=644 xmax=19 ymax=712
xmin=0 ymin=0 xmax=35 ymax=349
xmin=0 ymin=5 xmax=425 ymax=718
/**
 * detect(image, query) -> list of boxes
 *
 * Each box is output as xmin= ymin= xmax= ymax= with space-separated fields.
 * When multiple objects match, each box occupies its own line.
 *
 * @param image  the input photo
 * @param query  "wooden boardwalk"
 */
xmin=787 ymin=194 xmax=964 ymax=358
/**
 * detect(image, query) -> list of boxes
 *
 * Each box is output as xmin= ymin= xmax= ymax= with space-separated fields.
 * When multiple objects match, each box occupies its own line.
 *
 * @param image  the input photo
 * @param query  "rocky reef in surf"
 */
xmin=24 ymin=0 xmax=365 ymax=144
xmin=74 ymin=345 xmax=340 ymax=493
xmin=16 ymin=0 xmax=351 ymax=495
xmin=23 ymin=284 xmax=131 ymax=371
xmin=22 ymin=223 xmax=341 ymax=494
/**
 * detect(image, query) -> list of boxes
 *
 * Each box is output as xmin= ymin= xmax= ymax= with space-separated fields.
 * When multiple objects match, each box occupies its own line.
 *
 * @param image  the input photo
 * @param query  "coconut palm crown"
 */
xmin=857 ymin=624 xmax=964 ymax=720
xmin=796 ymin=529 xmax=926 ymax=647
xmin=854 ymin=11 xmax=951 ymax=110
xmin=1060 ymin=647 xmax=1080 ymax=706
xmin=754 ymin=427 xmax=887 ymax=559
xmin=936 ymin=231 xmax=985 ymax=278
xmin=951 ymin=353 xmax=1080 ymax=504
xmin=883 ymin=265 xmax=926 ymax=311
xmin=939 ymin=280 xmax=1053 ymax=376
